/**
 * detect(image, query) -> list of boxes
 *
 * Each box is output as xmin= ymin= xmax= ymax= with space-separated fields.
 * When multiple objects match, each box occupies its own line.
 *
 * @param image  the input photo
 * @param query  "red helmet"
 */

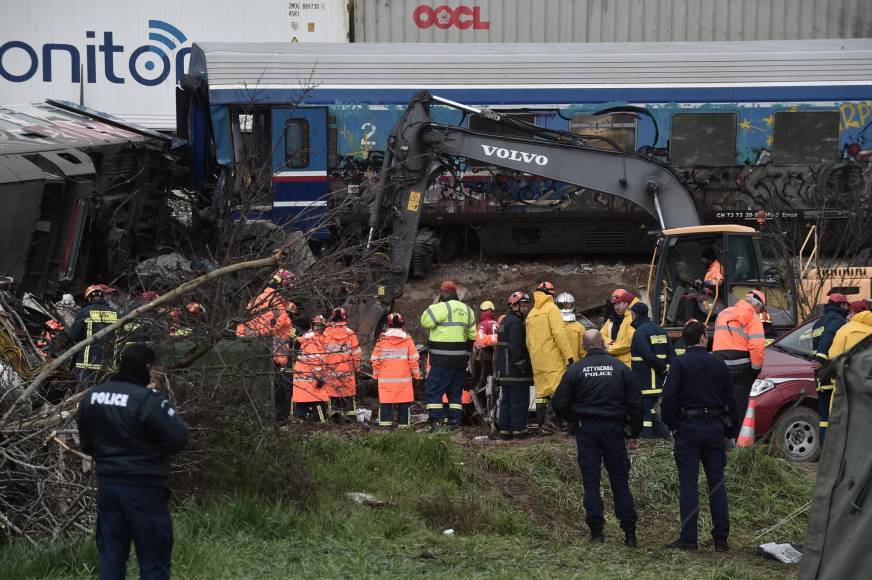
xmin=386 ymin=312 xmax=405 ymax=328
xmin=330 ymin=307 xmax=348 ymax=322
xmin=140 ymin=291 xmax=159 ymax=302
xmin=828 ymin=293 xmax=849 ymax=304
xmin=536 ymin=281 xmax=555 ymax=295
xmin=610 ymin=288 xmax=628 ymax=303
xmin=84 ymin=285 xmax=104 ymax=299
xmin=612 ymin=290 xmax=635 ymax=305
xmin=186 ymin=302 xmax=204 ymax=316
xmin=745 ymin=289 xmax=767 ymax=311
xmin=507 ymin=291 xmax=531 ymax=306
xmin=849 ymin=300 xmax=869 ymax=313
xmin=440 ymin=280 xmax=457 ymax=293
xmin=271 ymin=269 xmax=295 ymax=287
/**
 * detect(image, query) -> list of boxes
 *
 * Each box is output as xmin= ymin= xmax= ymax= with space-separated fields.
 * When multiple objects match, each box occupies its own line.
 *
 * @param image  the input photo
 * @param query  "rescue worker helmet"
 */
xmin=745 ymin=289 xmax=767 ymax=312
xmin=311 ymin=315 xmax=327 ymax=330
xmin=271 ymin=269 xmax=295 ymax=287
xmin=479 ymin=300 xmax=495 ymax=311
xmin=536 ymin=281 xmax=555 ymax=295
xmin=507 ymin=291 xmax=531 ymax=308
xmin=828 ymin=293 xmax=849 ymax=304
xmin=186 ymin=302 xmax=204 ymax=316
xmin=140 ymin=291 xmax=159 ymax=302
xmin=440 ymin=280 xmax=457 ymax=293
xmin=612 ymin=290 xmax=635 ymax=305
xmin=84 ymin=285 xmax=104 ymax=300
xmin=386 ymin=312 xmax=405 ymax=328
xmin=330 ymin=307 xmax=348 ymax=322
xmin=556 ymin=292 xmax=576 ymax=322
xmin=610 ymin=288 xmax=628 ymax=303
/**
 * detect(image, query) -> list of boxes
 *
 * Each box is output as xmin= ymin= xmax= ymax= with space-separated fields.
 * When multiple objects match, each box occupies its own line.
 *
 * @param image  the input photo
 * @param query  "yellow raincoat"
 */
xmin=601 ymin=297 xmax=639 ymax=367
xmin=828 ymin=311 xmax=872 ymax=360
xmin=526 ymin=291 xmax=575 ymax=400
xmin=563 ymin=320 xmax=587 ymax=361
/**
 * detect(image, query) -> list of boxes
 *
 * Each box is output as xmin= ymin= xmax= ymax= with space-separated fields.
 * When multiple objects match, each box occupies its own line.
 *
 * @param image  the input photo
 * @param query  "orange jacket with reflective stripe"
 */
xmin=712 ymin=300 xmax=766 ymax=369
xmin=322 ymin=322 xmax=362 ymax=397
xmin=235 ymin=288 xmax=293 ymax=366
xmin=372 ymin=329 xmax=420 ymax=403
xmin=292 ymin=331 xmax=328 ymax=403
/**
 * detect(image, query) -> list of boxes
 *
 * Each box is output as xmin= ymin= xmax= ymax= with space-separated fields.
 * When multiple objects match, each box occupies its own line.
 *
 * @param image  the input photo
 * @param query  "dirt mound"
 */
xmin=394 ymin=257 xmax=649 ymax=342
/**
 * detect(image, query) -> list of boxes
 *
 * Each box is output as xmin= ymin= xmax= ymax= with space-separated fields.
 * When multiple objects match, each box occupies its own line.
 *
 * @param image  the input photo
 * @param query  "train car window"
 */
xmin=327 ymin=114 xmax=338 ymax=169
xmin=229 ymin=109 xmax=271 ymax=204
xmin=284 ymin=119 xmax=310 ymax=169
xmin=773 ymin=111 xmax=839 ymax=164
xmin=570 ymin=113 xmax=636 ymax=152
xmin=670 ymin=113 xmax=737 ymax=166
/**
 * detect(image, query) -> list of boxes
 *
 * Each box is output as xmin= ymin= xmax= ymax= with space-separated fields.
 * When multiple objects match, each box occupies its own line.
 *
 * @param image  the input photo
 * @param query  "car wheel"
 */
xmin=772 ymin=406 xmax=821 ymax=462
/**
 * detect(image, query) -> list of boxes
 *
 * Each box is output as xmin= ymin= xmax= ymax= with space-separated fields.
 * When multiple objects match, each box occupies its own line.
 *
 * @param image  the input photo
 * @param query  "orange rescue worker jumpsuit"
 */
xmin=712 ymin=298 xmax=765 ymax=422
xmin=372 ymin=328 xmax=421 ymax=427
xmin=292 ymin=329 xmax=329 ymax=422
xmin=322 ymin=322 xmax=362 ymax=417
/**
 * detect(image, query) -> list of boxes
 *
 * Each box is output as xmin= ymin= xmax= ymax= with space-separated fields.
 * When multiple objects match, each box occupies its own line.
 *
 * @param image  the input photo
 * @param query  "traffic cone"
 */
xmin=737 ymin=399 xmax=756 ymax=447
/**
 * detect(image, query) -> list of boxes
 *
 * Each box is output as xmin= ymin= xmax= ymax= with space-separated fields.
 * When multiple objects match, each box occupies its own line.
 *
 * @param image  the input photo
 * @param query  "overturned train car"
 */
xmin=0 ymin=101 xmax=176 ymax=297
xmin=178 ymin=40 xmax=872 ymax=259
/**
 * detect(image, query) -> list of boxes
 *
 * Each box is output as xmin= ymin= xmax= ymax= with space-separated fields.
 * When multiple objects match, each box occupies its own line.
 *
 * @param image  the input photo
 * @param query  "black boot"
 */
xmin=713 ymin=537 xmax=729 ymax=552
xmin=589 ymin=528 xmax=604 ymax=543
xmin=665 ymin=538 xmax=698 ymax=551
xmin=624 ymin=530 xmax=638 ymax=548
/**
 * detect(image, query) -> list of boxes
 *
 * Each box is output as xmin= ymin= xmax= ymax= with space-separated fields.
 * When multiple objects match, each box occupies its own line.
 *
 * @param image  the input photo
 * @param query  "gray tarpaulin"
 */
xmin=799 ymin=334 xmax=872 ymax=579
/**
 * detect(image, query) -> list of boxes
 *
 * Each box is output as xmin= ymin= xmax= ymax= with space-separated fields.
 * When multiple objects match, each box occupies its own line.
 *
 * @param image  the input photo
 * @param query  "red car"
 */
xmin=751 ymin=318 xmax=821 ymax=462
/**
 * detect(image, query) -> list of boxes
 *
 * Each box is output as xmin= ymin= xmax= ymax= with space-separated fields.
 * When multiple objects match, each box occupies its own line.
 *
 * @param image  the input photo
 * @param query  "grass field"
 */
xmin=0 ymin=431 xmax=813 ymax=579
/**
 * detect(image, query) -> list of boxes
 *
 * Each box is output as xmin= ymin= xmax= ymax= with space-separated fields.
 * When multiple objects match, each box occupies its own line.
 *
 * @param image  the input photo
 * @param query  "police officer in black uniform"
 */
xmin=77 ymin=345 xmax=189 ymax=580
xmin=661 ymin=321 xmax=741 ymax=552
xmin=552 ymin=329 xmax=642 ymax=547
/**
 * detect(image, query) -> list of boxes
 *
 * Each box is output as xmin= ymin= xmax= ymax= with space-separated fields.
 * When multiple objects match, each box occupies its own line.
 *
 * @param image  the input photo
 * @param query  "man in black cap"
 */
xmin=661 ymin=321 xmax=740 ymax=552
xmin=552 ymin=329 xmax=642 ymax=547
xmin=629 ymin=301 xmax=675 ymax=439
xmin=77 ymin=345 xmax=189 ymax=580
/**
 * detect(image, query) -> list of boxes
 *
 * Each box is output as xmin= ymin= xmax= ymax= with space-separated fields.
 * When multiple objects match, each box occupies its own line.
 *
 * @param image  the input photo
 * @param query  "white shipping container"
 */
xmin=352 ymin=0 xmax=872 ymax=43
xmin=0 ymin=0 xmax=349 ymax=130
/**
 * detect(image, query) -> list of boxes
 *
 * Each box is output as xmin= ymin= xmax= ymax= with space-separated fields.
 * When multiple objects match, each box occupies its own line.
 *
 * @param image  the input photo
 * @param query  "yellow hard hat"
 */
xmin=480 ymin=300 xmax=495 ymax=311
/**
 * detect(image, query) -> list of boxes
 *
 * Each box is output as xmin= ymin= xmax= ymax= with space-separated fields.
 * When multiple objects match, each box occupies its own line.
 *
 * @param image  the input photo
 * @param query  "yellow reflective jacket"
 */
xmin=828 ymin=311 xmax=872 ymax=360
xmin=526 ymin=292 xmax=575 ymax=399
xmin=604 ymin=297 xmax=639 ymax=367
xmin=563 ymin=320 xmax=587 ymax=361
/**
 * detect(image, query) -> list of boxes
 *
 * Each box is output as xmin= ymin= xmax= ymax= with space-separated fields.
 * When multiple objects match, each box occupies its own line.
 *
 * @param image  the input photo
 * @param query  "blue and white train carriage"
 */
xmin=178 ymin=39 xmax=872 ymax=254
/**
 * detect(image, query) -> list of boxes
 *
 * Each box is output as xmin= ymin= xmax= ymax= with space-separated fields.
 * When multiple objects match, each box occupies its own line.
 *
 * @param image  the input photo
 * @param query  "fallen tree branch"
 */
xmin=2 ymin=252 xmax=283 ymax=423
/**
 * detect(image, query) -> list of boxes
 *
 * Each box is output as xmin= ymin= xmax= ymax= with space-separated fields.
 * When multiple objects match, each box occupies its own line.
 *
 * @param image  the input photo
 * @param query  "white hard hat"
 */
xmin=556 ymin=292 xmax=576 ymax=322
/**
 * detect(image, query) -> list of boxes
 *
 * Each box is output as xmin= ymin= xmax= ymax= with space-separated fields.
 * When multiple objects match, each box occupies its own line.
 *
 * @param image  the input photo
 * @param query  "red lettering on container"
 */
xmin=412 ymin=5 xmax=490 ymax=30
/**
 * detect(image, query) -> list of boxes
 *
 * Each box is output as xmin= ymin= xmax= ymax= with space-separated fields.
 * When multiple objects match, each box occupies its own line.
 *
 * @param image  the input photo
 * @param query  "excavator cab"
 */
xmin=651 ymin=225 xmax=797 ymax=337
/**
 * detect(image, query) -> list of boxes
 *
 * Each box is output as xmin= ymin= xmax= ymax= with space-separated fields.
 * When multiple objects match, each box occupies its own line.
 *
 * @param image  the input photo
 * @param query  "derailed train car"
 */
xmin=0 ymin=101 xmax=176 ymax=297
xmin=178 ymin=40 xmax=872 ymax=260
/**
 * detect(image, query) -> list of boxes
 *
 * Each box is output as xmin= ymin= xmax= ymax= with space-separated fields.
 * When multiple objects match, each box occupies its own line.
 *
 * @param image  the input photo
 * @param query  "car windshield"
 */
xmin=771 ymin=319 xmax=817 ymax=358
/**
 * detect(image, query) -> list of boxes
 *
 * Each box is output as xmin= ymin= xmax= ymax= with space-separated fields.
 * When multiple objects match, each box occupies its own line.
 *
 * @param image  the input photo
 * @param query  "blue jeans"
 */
xmin=498 ymin=382 xmax=530 ymax=434
xmin=674 ymin=417 xmax=729 ymax=543
xmin=425 ymin=366 xmax=465 ymax=426
xmin=576 ymin=418 xmax=637 ymax=532
xmin=96 ymin=483 xmax=173 ymax=580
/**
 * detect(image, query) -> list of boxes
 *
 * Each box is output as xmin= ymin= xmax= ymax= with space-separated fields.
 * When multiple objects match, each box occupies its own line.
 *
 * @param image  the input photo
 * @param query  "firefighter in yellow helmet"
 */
xmin=526 ymin=281 xmax=575 ymax=431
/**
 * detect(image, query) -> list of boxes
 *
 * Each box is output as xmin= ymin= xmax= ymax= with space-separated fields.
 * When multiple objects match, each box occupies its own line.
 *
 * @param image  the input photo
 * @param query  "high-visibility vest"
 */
xmin=372 ymin=329 xmax=420 ymax=404
xmin=421 ymin=300 xmax=476 ymax=366
xmin=293 ymin=331 xmax=328 ymax=403
xmin=321 ymin=323 xmax=362 ymax=397
xmin=712 ymin=300 xmax=765 ymax=370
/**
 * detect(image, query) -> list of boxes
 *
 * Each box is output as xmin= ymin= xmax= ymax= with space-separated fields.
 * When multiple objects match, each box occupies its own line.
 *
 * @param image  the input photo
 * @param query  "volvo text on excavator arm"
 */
xmin=367 ymin=91 xmax=700 ymax=301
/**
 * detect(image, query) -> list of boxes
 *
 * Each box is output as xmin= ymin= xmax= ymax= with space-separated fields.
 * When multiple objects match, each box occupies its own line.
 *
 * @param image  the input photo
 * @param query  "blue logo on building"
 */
xmin=0 ymin=20 xmax=191 ymax=86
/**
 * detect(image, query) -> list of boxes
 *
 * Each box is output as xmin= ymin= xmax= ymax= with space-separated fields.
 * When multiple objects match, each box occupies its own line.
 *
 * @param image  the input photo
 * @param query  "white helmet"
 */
xmin=556 ymin=292 xmax=576 ymax=322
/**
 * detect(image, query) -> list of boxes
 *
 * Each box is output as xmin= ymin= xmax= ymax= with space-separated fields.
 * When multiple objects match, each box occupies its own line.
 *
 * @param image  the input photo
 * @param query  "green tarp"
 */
xmin=800 ymin=334 xmax=872 ymax=579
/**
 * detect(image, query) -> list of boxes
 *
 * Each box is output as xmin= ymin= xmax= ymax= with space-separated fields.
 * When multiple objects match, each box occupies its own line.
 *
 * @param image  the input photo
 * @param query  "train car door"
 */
xmin=271 ymin=107 xmax=329 ymax=240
